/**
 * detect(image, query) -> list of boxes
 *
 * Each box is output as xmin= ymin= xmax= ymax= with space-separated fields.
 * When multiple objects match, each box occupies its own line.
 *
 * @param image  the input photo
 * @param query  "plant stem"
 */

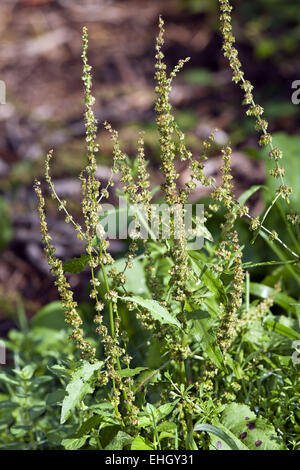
xmin=100 ymin=254 xmax=131 ymax=413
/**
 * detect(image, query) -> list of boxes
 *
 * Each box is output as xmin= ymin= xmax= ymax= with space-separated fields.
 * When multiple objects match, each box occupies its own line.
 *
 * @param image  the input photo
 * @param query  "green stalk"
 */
xmin=181 ymin=303 xmax=193 ymax=438
xmin=246 ymin=271 xmax=250 ymax=315
xmin=100 ymin=254 xmax=131 ymax=413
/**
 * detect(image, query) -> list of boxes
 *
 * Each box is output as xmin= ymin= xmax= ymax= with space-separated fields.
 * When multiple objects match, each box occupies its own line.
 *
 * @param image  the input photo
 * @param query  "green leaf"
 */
xmin=186 ymin=309 xmax=211 ymax=320
xmin=190 ymin=318 xmax=225 ymax=370
xmin=61 ymin=437 xmax=87 ymax=450
xmin=31 ymin=375 xmax=53 ymax=386
xmin=46 ymin=390 xmax=66 ymax=406
xmin=194 ymin=423 xmax=241 ymax=450
xmin=159 ymin=431 xmax=175 ymax=440
xmin=89 ymin=401 xmax=115 ymax=417
xmin=14 ymin=364 xmax=35 ymax=380
xmin=0 ymin=401 xmax=17 ymax=410
xmin=157 ymin=400 xmax=180 ymax=419
xmin=238 ymin=185 xmax=264 ymax=206
xmin=188 ymin=220 xmax=213 ymax=244
xmin=134 ymin=369 xmax=160 ymax=393
xmin=117 ymin=367 xmax=148 ymax=378
xmin=0 ymin=373 xmax=19 ymax=386
xmin=108 ymin=257 xmax=149 ymax=295
xmin=31 ymin=301 xmax=67 ymax=330
xmin=157 ymin=421 xmax=177 ymax=433
xmin=191 ymin=261 xmax=227 ymax=305
xmin=61 ymin=361 xmax=104 ymax=424
xmin=131 ymin=435 xmax=154 ymax=450
xmin=225 ymin=355 xmax=243 ymax=380
xmin=264 ymin=317 xmax=300 ymax=341
xmin=123 ymin=296 xmax=181 ymax=328
xmin=10 ymin=425 xmax=32 ymax=438
xmin=250 ymin=283 xmax=299 ymax=317
xmin=105 ymin=431 xmax=133 ymax=450
xmin=213 ymin=403 xmax=286 ymax=450
xmin=76 ymin=415 xmax=104 ymax=438
xmin=48 ymin=364 xmax=71 ymax=380
xmin=137 ymin=401 xmax=179 ymax=429
xmin=63 ymin=254 xmax=91 ymax=274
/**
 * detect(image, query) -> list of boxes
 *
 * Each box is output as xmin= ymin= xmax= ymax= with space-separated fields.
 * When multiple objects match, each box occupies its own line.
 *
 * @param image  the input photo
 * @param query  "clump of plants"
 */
xmin=0 ymin=0 xmax=299 ymax=450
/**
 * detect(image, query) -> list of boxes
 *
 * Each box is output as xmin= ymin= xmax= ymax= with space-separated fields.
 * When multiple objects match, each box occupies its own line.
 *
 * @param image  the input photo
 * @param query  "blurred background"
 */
xmin=0 ymin=0 xmax=300 ymax=336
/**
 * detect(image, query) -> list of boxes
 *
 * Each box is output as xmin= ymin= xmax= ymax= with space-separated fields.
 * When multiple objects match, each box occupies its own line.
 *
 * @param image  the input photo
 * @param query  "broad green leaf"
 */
xmin=105 ymin=431 xmax=133 ymax=450
xmin=117 ymin=367 xmax=148 ymax=378
xmin=190 ymin=258 xmax=227 ymax=305
xmin=194 ymin=423 xmax=241 ymax=450
xmin=225 ymin=354 xmax=243 ymax=380
xmin=10 ymin=425 xmax=31 ymax=438
xmin=187 ymin=221 xmax=213 ymax=245
xmin=89 ymin=401 xmax=115 ymax=417
xmin=63 ymin=254 xmax=91 ymax=274
xmin=46 ymin=390 xmax=65 ymax=406
xmin=48 ymin=364 xmax=71 ymax=380
xmin=220 ymin=403 xmax=256 ymax=429
xmin=190 ymin=318 xmax=225 ymax=370
xmin=199 ymin=224 xmax=214 ymax=242
xmin=61 ymin=361 xmax=104 ymax=424
xmin=123 ymin=296 xmax=181 ymax=328
xmin=13 ymin=364 xmax=35 ymax=380
xmin=157 ymin=421 xmax=177 ymax=432
xmin=61 ymin=437 xmax=87 ymax=450
xmin=31 ymin=375 xmax=53 ymax=387
xmin=264 ymin=317 xmax=300 ymax=341
xmin=137 ymin=400 xmax=179 ymax=429
xmin=109 ymin=257 xmax=149 ymax=295
xmin=214 ymin=403 xmax=286 ymax=450
xmin=131 ymin=435 xmax=154 ymax=450
xmin=31 ymin=301 xmax=66 ymax=330
xmin=134 ymin=369 xmax=160 ymax=394
xmin=76 ymin=415 xmax=104 ymax=438
xmin=186 ymin=309 xmax=210 ymax=320
xmin=157 ymin=400 xmax=180 ymax=419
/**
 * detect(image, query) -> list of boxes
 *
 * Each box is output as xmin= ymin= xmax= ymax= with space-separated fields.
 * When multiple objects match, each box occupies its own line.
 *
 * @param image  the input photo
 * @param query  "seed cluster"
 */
xmin=210 ymin=146 xmax=245 ymax=354
xmin=34 ymin=179 xmax=96 ymax=361
xmin=219 ymin=0 xmax=292 ymax=208
xmin=35 ymin=27 xmax=141 ymax=425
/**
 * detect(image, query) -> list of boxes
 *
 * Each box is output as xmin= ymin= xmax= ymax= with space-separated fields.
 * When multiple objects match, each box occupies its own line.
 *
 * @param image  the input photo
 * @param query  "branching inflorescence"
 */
xmin=34 ymin=3 xmax=299 ymax=441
